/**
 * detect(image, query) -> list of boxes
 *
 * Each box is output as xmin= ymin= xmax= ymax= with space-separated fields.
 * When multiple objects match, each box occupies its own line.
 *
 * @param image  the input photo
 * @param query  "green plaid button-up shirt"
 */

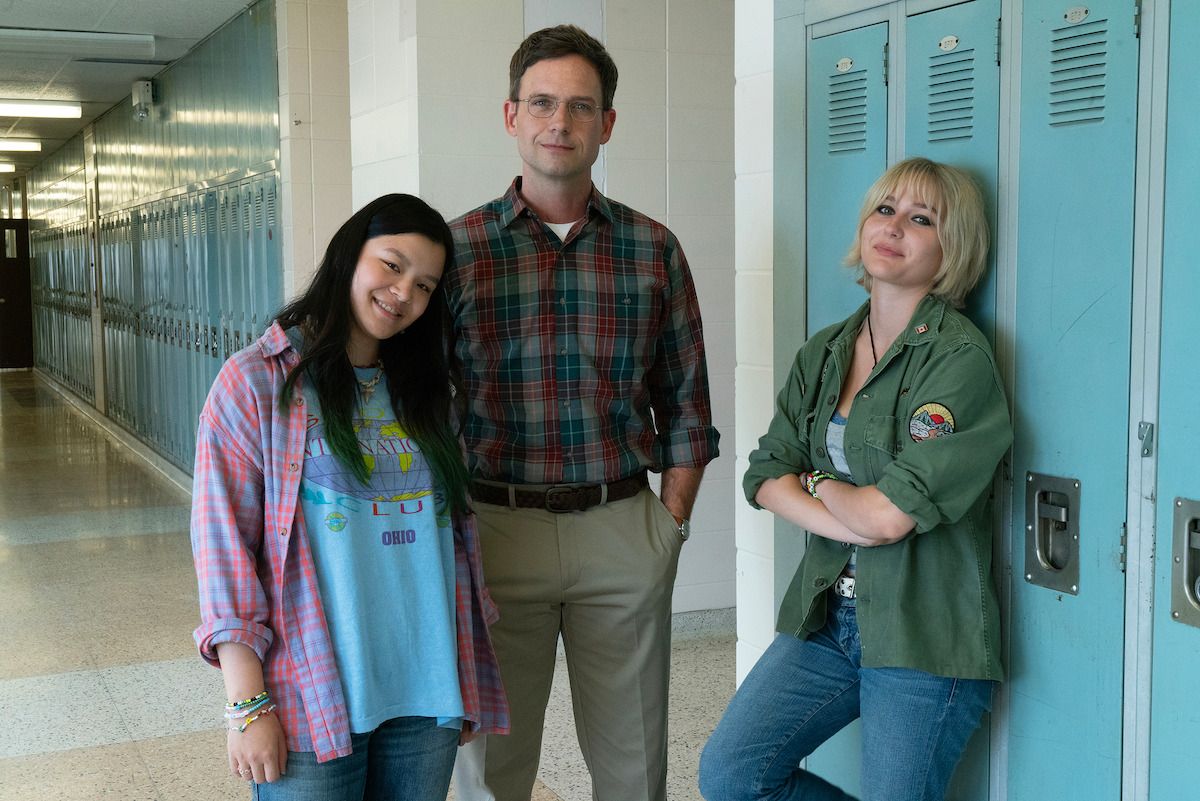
xmin=447 ymin=179 xmax=719 ymax=485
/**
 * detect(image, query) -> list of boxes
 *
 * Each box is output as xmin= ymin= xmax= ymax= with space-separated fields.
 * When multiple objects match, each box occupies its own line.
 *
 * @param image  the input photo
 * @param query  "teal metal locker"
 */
xmin=789 ymin=21 xmax=890 ymax=793
xmin=1006 ymin=3 xmax=1138 ymax=799
xmin=1149 ymin=3 xmax=1200 ymax=798
xmin=902 ymin=1 xmax=1000 ymax=340
xmin=792 ymin=3 xmax=1001 ymax=797
xmin=804 ymin=22 xmax=889 ymax=333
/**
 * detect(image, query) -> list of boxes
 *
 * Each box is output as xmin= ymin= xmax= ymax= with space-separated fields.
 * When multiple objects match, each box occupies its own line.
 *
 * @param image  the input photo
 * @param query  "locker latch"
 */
xmin=1025 ymin=473 xmax=1081 ymax=595
xmin=1138 ymin=421 xmax=1155 ymax=457
xmin=1171 ymin=499 xmax=1200 ymax=629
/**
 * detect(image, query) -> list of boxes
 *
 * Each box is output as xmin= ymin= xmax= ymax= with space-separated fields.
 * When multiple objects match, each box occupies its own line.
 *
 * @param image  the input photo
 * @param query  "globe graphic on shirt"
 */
xmin=304 ymin=417 xmax=434 ymax=502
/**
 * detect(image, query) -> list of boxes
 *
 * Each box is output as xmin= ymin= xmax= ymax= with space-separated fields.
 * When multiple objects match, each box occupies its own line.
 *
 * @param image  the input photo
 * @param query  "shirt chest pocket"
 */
xmin=863 ymin=415 xmax=905 ymax=477
xmin=578 ymin=272 xmax=665 ymax=359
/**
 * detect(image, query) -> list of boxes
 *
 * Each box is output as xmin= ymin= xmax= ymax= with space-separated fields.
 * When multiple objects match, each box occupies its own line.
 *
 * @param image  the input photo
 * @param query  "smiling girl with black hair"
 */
xmin=190 ymin=194 xmax=507 ymax=801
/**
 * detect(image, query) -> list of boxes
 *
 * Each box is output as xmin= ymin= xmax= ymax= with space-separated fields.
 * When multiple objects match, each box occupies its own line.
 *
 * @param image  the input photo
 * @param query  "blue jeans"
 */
xmin=699 ymin=595 xmax=994 ymax=801
xmin=253 ymin=716 xmax=459 ymax=801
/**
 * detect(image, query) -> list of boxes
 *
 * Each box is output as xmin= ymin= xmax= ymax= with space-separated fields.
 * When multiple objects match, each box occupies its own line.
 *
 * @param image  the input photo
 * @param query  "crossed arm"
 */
xmin=755 ymin=473 xmax=916 ymax=548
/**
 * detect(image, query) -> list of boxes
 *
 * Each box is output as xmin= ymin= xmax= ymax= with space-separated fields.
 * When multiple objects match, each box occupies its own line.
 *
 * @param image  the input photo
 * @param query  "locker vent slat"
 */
xmin=1049 ymin=19 xmax=1107 ymax=126
xmin=266 ymin=183 xmax=277 ymax=228
xmin=827 ymin=70 xmax=868 ymax=154
xmin=927 ymin=49 xmax=975 ymax=143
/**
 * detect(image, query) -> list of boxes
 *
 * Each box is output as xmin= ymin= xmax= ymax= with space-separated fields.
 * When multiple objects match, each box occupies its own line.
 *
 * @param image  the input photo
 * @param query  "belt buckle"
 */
xmin=543 ymin=485 xmax=578 ymax=514
xmin=834 ymin=576 xmax=856 ymax=599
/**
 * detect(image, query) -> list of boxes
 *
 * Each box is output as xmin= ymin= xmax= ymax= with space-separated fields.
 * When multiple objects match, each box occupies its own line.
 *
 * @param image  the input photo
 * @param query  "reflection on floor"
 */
xmin=0 ymin=371 xmax=735 ymax=801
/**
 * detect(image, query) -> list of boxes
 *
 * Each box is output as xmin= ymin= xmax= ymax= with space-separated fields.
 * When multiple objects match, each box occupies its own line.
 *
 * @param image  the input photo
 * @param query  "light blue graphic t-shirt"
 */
xmin=299 ymin=370 xmax=462 ymax=733
xmin=827 ymin=410 xmax=857 ymax=576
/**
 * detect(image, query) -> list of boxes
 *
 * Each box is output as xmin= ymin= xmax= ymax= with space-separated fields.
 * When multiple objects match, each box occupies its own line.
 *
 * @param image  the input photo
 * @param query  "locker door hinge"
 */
xmin=995 ymin=17 xmax=1002 ymax=66
xmin=1138 ymin=421 xmax=1155 ymax=457
xmin=1119 ymin=523 xmax=1128 ymax=573
xmin=1133 ymin=0 xmax=1142 ymax=39
xmin=882 ymin=41 xmax=889 ymax=86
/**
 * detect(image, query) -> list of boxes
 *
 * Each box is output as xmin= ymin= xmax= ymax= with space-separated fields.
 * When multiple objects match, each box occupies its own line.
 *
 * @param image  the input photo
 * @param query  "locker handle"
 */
xmin=1038 ymin=501 xmax=1069 ymax=524
xmin=1024 ymin=473 xmax=1081 ymax=595
xmin=1171 ymin=499 xmax=1200 ymax=628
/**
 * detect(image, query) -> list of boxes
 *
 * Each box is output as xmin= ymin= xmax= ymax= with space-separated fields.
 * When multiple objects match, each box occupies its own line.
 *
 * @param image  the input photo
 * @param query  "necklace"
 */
xmin=866 ymin=314 xmax=879 ymax=367
xmin=356 ymin=360 xmax=384 ymax=403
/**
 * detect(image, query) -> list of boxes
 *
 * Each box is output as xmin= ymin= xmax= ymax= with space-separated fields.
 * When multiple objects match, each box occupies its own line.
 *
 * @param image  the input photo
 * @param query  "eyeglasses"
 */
xmin=516 ymin=95 xmax=601 ymax=122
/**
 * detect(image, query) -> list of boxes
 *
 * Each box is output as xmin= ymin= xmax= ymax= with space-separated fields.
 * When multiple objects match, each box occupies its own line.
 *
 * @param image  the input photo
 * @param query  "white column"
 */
xmin=733 ymin=0 xmax=775 ymax=681
xmin=277 ymin=0 xmax=353 ymax=298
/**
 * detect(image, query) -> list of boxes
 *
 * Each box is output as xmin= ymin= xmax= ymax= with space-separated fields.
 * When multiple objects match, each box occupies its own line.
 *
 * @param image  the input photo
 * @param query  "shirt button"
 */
xmin=814 ymin=577 xmax=828 ymax=588
xmin=289 ymin=462 xmax=299 ymax=472
xmin=842 ymin=542 xmax=852 ymax=550
xmin=816 ymin=446 xmax=826 ymax=458
xmin=561 ymin=400 xmax=569 ymax=408
xmin=559 ymin=347 xmax=567 ymax=355
xmin=279 ymin=528 xmax=288 ymax=537
xmin=295 ymin=397 xmax=304 ymax=406
xmin=826 ymin=395 xmax=836 ymax=406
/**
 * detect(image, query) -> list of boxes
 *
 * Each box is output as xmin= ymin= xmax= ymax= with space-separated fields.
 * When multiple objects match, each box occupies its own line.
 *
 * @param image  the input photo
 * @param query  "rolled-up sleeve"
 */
xmin=875 ymin=342 xmax=1012 ymax=533
xmin=649 ymin=235 xmax=721 ymax=469
xmin=743 ymin=348 xmax=814 ymax=507
xmin=190 ymin=362 xmax=274 ymax=665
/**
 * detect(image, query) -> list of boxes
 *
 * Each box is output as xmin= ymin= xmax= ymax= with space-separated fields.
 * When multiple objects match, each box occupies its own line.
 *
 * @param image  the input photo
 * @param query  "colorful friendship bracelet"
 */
xmin=805 ymin=470 xmax=838 ymax=499
xmin=230 ymin=703 xmax=278 ymax=733
xmin=225 ymin=690 xmax=269 ymax=711
xmin=224 ymin=695 xmax=272 ymax=720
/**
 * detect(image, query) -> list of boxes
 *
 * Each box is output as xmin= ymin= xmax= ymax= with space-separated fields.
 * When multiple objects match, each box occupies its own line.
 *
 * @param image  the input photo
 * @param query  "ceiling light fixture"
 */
xmin=0 ymin=28 xmax=155 ymax=60
xmin=0 ymin=100 xmax=82 ymax=119
xmin=0 ymin=165 xmax=15 ymax=173
xmin=0 ymin=139 xmax=41 ymax=152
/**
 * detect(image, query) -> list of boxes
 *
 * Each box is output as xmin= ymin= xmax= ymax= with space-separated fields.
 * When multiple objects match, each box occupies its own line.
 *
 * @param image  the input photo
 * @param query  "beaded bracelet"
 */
xmin=225 ymin=690 xmax=271 ymax=727
xmin=805 ymin=470 xmax=838 ymax=499
xmin=226 ymin=690 xmax=268 ymax=711
xmin=230 ymin=703 xmax=278 ymax=733
xmin=224 ymin=695 xmax=272 ymax=720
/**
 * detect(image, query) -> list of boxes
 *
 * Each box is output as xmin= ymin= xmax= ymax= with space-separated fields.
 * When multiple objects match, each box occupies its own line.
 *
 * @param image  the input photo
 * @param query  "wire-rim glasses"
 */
xmin=515 ymin=95 xmax=601 ymax=122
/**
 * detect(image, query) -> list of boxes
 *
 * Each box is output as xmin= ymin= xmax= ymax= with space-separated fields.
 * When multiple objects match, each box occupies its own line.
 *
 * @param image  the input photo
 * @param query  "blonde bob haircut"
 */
xmin=844 ymin=157 xmax=989 ymax=308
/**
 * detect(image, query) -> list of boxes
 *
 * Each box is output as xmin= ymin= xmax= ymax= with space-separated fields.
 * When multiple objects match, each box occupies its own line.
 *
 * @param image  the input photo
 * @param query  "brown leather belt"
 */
xmin=470 ymin=472 xmax=649 ymax=513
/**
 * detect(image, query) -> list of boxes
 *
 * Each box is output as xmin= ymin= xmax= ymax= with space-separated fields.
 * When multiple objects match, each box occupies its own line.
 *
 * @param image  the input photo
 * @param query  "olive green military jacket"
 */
xmin=744 ymin=295 xmax=1012 ymax=680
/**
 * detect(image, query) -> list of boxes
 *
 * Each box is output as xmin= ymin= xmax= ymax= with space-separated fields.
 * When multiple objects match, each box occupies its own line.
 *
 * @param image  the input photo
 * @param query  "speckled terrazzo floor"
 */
xmin=0 ymin=371 xmax=735 ymax=801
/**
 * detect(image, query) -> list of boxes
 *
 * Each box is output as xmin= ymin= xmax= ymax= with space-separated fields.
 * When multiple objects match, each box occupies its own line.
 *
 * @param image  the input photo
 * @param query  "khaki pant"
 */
xmin=453 ymin=487 xmax=684 ymax=801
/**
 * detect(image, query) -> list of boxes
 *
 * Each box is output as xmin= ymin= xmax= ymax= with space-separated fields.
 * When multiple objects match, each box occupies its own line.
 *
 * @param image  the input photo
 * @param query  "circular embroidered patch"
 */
xmin=910 ymin=402 xmax=955 ymax=442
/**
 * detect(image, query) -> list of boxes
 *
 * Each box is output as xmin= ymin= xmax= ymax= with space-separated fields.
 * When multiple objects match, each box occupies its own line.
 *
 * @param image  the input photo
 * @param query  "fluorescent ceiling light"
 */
xmin=0 ymin=100 xmax=82 ymax=119
xmin=0 ymin=28 xmax=155 ymax=60
xmin=0 ymin=164 xmax=15 ymax=173
xmin=0 ymin=139 xmax=41 ymax=152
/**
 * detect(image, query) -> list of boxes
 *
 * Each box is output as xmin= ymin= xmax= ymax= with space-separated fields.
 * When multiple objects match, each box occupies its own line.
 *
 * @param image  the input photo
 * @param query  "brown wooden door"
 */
xmin=0 ymin=219 xmax=33 ymax=368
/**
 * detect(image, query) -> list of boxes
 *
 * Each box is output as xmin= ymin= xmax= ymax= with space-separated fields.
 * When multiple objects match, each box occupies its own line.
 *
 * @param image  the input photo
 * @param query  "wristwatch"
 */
xmin=676 ymin=517 xmax=691 ymax=541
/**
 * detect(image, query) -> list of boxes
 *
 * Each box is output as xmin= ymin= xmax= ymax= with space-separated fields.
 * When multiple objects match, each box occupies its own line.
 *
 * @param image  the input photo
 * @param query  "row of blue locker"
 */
xmin=30 ymin=173 xmax=282 ymax=469
xmin=25 ymin=0 xmax=278 ymax=218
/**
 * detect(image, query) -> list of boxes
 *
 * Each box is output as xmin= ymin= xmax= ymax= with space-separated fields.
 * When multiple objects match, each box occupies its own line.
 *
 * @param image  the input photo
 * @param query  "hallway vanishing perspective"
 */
xmin=0 ymin=371 xmax=734 ymax=801
xmin=0 ymin=371 xmax=243 ymax=799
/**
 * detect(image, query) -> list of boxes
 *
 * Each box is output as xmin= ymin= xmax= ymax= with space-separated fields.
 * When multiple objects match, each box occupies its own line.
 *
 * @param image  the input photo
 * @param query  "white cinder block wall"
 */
xmin=278 ymin=0 xmax=354 ymax=298
xmin=346 ymin=0 xmax=736 ymax=613
xmin=733 ymin=0 xmax=775 ymax=681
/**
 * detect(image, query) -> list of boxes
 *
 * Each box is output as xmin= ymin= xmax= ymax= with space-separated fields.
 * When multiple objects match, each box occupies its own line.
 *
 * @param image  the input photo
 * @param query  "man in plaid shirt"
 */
xmin=447 ymin=24 xmax=719 ymax=801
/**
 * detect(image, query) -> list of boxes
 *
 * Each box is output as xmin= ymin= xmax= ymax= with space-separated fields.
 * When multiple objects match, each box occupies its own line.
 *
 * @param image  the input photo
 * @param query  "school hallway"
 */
xmin=0 ymin=370 xmax=735 ymax=801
